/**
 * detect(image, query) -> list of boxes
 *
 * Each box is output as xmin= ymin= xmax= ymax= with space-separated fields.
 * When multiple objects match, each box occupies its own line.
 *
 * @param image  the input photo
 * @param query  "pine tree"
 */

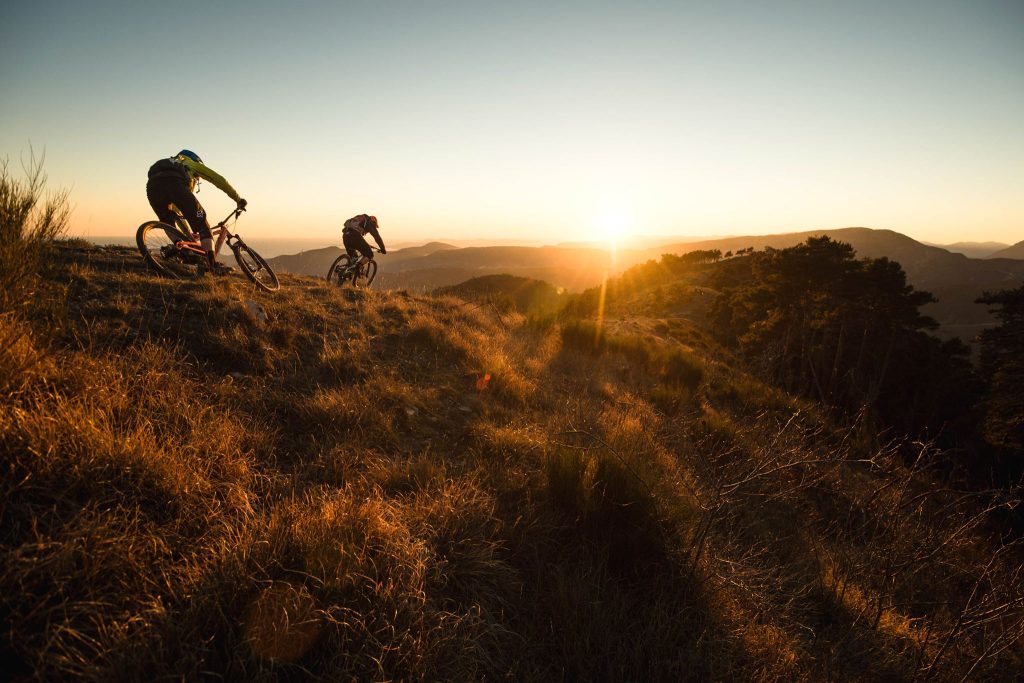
xmin=977 ymin=286 xmax=1024 ymax=452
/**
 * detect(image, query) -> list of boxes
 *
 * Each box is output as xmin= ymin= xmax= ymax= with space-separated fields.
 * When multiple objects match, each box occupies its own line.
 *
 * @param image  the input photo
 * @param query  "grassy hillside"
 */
xmin=2 ymin=243 xmax=1023 ymax=681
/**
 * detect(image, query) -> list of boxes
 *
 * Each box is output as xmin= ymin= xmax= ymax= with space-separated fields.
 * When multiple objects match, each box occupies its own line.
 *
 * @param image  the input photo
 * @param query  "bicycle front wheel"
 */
xmin=326 ymin=254 xmax=353 ymax=285
xmin=353 ymin=259 xmax=377 ymax=288
xmin=136 ymin=221 xmax=198 ymax=278
xmin=232 ymin=241 xmax=280 ymax=292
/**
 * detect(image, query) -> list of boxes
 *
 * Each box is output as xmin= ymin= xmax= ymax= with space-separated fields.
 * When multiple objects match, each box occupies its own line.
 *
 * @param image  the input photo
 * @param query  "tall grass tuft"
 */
xmin=0 ymin=152 xmax=69 ymax=397
xmin=545 ymin=446 xmax=665 ymax=574
xmin=0 ymin=152 xmax=70 ymax=313
xmin=560 ymin=319 xmax=606 ymax=353
xmin=660 ymin=347 xmax=703 ymax=389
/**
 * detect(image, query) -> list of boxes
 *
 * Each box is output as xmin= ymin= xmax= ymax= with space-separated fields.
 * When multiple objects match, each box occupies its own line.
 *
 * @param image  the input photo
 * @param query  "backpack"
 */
xmin=343 ymin=214 xmax=377 ymax=235
xmin=147 ymin=157 xmax=190 ymax=183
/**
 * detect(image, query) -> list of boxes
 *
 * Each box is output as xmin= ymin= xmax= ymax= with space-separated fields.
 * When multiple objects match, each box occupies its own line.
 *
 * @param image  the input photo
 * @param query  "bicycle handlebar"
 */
xmin=215 ymin=207 xmax=245 ymax=228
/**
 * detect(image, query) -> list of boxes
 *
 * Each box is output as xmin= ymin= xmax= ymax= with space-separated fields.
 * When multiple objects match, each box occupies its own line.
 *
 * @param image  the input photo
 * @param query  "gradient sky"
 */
xmin=2 ymin=0 xmax=1022 ymax=245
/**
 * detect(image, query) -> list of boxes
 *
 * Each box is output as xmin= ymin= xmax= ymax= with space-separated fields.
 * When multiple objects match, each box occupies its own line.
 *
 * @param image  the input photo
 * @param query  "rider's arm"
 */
xmin=366 ymin=222 xmax=386 ymax=253
xmin=179 ymin=157 xmax=242 ymax=203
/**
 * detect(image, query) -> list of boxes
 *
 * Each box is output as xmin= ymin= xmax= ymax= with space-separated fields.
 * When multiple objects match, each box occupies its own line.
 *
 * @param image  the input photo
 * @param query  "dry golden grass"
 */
xmin=1 ymin=243 xmax=1022 ymax=681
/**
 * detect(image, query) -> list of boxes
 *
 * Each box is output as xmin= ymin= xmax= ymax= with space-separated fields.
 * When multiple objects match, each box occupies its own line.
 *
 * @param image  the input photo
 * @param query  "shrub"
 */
xmin=694 ymin=408 xmax=741 ymax=450
xmin=560 ymin=319 xmax=606 ymax=353
xmin=658 ymin=347 xmax=703 ymax=390
xmin=561 ymin=320 xmax=656 ymax=365
xmin=524 ymin=307 xmax=559 ymax=331
xmin=606 ymin=333 xmax=652 ymax=366
xmin=0 ymin=152 xmax=70 ymax=313
xmin=650 ymin=383 xmax=692 ymax=414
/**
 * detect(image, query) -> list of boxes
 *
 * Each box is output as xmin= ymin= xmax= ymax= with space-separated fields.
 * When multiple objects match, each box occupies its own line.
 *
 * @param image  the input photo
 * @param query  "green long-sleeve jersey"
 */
xmin=174 ymin=154 xmax=241 ymax=202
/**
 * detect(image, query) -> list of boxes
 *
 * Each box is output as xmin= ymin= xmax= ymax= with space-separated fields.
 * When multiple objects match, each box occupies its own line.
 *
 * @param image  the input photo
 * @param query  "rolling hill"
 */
xmin=434 ymin=274 xmax=567 ymax=314
xmin=988 ymin=240 xmax=1024 ymax=260
xmin=928 ymin=241 xmax=1010 ymax=259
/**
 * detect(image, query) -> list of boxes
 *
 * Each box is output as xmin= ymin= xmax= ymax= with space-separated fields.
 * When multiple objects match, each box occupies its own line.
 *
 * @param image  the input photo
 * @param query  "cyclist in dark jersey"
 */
xmin=342 ymin=214 xmax=387 ymax=267
xmin=146 ymin=150 xmax=247 ymax=273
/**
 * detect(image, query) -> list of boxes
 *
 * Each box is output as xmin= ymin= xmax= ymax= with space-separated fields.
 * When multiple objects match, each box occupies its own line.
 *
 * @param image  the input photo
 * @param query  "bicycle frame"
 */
xmin=172 ymin=207 xmax=245 ymax=258
xmin=327 ymin=246 xmax=381 ymax=287
xmin=339 ymin=248 xmax=380 ymax=279
xmin=353 ymin=246 xmax=383 ymax=263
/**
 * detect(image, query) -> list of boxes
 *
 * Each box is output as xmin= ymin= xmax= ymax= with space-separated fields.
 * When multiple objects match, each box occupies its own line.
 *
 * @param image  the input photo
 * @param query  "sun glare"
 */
xmin=596 ymin=206 xmax=634 ymax=253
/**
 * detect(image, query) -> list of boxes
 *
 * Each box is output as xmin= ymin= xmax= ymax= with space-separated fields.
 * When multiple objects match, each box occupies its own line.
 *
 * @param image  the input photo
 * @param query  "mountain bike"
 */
xmin=136 ymin=207 xmax=280 ymax=292
xmin=326 ymin=247 xmax=380 ymax=288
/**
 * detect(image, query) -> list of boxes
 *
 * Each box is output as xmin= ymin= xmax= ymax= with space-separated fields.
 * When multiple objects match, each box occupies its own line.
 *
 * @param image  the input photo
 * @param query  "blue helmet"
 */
xmin=177 ymin=149 xmax=202 ymax=163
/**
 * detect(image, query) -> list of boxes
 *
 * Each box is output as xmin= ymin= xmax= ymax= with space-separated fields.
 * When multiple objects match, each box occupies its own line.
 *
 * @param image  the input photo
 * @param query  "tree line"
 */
xmin=562 ymin=236 xmax=1021 ymax=482
xmin=705 ymin=237 xmax=1020 ymax=482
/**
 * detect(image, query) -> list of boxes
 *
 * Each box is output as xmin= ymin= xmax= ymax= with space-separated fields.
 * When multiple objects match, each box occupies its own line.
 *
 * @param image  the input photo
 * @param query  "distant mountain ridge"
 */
xmin=268 ymin=227 xmax=1024 ymax=342
xmin=267 ymin=241 xmax=458 ymax=279
xmin=988 ymin=240 xmax=1024 ymax=260
xmin=268 ymin=241 xmax=651 ymax=292
xmin=925 ymin=241 xmax=1011 ymax=259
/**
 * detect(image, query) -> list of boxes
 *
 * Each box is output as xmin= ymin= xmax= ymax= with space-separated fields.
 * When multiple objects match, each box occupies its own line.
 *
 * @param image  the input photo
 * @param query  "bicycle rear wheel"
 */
xmin=136 ymin=221 xmax=199 ymax=278
xmin=231 ymin=241 xmax=280 ymax=292
xmin=326 ymin=254 xmax=355 ymax=285
xmin=353 ymin=259 xmax=377 ymax=288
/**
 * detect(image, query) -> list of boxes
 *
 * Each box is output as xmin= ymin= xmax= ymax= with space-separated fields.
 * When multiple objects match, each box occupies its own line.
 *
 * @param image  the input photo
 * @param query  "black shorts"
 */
xmin=343 ymin=229 xmax=374 ymax=260
xmin=146 ymin=175 xmax=212 ymax=240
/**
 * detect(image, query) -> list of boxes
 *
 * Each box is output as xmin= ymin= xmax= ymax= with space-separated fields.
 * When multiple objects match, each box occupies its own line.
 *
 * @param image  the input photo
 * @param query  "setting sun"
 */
xmin=596 ymin=205 xmax=634 ymax=252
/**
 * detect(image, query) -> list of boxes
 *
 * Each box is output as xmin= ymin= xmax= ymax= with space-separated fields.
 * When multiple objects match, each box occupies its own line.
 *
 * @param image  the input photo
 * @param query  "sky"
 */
xmin=1 ymin=0 xmax=1022 ymax=246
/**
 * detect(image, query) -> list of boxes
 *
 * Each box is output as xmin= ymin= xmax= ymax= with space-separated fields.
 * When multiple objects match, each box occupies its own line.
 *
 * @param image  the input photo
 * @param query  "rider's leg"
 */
xmin=164 ymin=186 xmax=217 ymax=266
xmin=343 ymin=232 xmax=374 ymax=267
xmin=146 ymin=177 xmax=185 ymax=233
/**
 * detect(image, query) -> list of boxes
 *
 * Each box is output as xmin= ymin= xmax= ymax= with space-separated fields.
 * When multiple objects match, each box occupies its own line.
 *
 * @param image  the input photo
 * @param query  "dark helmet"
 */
xmin=177 ymin=149 xmax=202 ymax=163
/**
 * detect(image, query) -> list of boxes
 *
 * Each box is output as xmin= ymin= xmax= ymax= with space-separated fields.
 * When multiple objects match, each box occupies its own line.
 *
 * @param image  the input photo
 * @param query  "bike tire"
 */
xmin=231 ymin=241 xmax=280 ymax=292
xmin=326 ymin=254 xmax=354 ymax=285
xmin=353 ymin=259 xmax=378 ymax=288
xmin=136 ymin=221 xmax=197 ymax=278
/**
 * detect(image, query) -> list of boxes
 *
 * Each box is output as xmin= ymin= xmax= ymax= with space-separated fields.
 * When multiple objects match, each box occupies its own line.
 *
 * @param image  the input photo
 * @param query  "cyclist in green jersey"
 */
xmin=146 ymin=150 xmax=247 ymax=273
